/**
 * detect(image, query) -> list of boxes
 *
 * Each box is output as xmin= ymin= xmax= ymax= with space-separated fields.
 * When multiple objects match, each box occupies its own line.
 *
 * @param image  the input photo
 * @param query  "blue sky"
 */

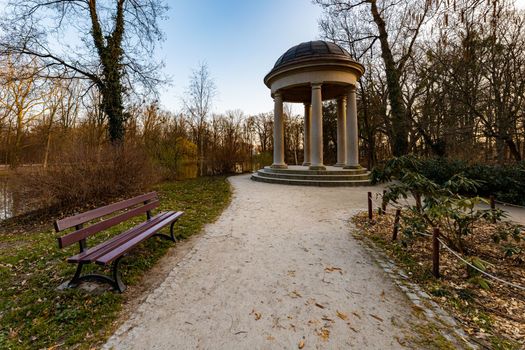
xmin=157 ymin=0 xmax=525 ymax=116
xmin=157 ymin=0 xmax=322 ymax=115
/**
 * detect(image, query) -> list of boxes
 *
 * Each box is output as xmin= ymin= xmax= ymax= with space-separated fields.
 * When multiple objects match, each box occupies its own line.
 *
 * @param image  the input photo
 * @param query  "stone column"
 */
xmin=309 ymin=83 xmax=325 ymax=170
xmin=271 ymin=92 xmax=287 ymax=169
xmin=335 ymin=96 xmax=347 ymax=167
xmin=302 ymin=103 xmax=311 ymax=166
xmin=345 ymin=85 xmax=361 ymax=169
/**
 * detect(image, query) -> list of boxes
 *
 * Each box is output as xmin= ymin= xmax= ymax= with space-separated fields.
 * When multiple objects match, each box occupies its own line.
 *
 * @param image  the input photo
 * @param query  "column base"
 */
xmin=309 ymin=165 xmax=326 ymax=171
xmin=271 ymin=163 xmax=288 ymax=169
xmin=302 ymin=162 xmax=311 ymax=166
xmin=334 ymin=163 xmax=345 ymax=167
xmin=343 ymin=164 xmax=362 ymax=169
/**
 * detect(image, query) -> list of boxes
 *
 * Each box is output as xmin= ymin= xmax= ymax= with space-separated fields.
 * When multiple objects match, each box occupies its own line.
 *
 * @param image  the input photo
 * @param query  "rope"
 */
xmin=436 ymin=237 xmax=525 ymax=292
xmin=494 ymin=199 xmax=525 ymax=209
xmin=406 ymin=228 xmax=525 ymax=291
xmin=369 ymin=194 xmax=525 ymax=291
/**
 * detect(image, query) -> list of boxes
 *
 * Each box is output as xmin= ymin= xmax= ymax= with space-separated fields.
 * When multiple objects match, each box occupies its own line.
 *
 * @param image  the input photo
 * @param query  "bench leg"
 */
xmin=153 ymin=221 xmax=178 ymax=242
xmin=170 ymin=221 xmax=178 ymax=242
xmin=66 ymin=258 xmax=126 ymax=293
xmin=68 ymin=262 xmax=86 ymax=288
xmin=112 ymin=256 xmax=126 ymax=293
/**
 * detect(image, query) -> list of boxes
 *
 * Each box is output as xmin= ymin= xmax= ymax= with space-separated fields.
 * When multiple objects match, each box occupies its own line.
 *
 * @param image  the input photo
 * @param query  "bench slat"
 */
xmin=68 ymin=211 xmax=176 ymax=263
xmin=54 ymin=192 xmax=158 ymax=232
xmin=58 ymin=199 xmax=160 ymax=249
xmin=95 ymin=211 xmax=184 ymax=265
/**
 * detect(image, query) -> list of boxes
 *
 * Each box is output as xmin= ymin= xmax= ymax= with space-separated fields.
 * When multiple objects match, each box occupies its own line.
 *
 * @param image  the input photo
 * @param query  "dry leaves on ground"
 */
xmin=353 ymin=211 xmax=525 ymax=348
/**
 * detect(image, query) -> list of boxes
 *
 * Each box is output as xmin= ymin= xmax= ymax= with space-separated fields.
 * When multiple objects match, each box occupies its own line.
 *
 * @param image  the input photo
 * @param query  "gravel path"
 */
xmin=104 ymin=174 xmax=428 ymax=349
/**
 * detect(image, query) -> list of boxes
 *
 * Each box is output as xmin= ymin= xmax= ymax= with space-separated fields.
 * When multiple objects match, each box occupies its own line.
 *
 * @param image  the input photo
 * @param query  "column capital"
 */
xmin=273 ymin=91 xmax=282 ymax=100
xmin=348 ymin=85 xmax=357 ymax=93
xmin=311 ymin=82 xmax=322 ymax=89
xmin=338 ymin=95 xmax=347 ymax=103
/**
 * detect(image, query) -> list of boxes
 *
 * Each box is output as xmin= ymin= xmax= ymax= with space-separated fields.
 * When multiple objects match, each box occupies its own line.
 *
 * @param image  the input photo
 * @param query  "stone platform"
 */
xmin=251 ymin=165 xmax=371 ymax=187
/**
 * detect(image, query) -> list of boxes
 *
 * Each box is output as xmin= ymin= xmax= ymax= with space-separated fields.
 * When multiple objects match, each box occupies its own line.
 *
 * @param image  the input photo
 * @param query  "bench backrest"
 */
xmin=55 ymin=192 xmax=159 ymax=249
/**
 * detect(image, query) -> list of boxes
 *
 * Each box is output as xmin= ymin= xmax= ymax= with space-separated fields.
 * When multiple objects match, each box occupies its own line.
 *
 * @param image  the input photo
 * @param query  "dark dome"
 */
xmin=273 ymin=41 xmax=352 ymax=69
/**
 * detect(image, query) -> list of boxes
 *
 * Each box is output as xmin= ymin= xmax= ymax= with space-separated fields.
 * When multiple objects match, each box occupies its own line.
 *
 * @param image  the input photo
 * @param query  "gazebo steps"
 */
xmin=262 ymin=166 xmax=369 ymax=176
xmin=251 ymin=166 xmax=371 ymax=187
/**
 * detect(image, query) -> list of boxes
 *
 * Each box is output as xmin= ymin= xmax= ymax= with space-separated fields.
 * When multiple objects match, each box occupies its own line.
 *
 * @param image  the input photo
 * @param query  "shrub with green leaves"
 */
xmin=374 ymin=156 xmax=517 ymax=253
xmin=411 ymin=158 xmax=525 ymax=206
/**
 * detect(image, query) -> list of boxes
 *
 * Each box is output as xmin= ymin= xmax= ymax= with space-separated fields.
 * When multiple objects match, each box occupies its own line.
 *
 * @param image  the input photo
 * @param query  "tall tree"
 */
xmin=183 ymin=62 xmax=216 ymax=176
xmin=316 ymin=0 xmax=437 ymax=156
xmin=0 ymin=0 xmax=168 ymax=142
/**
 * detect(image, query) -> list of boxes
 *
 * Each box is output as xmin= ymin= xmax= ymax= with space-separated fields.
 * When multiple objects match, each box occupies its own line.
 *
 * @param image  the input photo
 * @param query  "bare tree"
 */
xmin=316 ymin=0 xmax=438 ymax=156
xmin=0 ymin=0 xmax=168 ymax=142
xmin=0 ymin=55 xmax=45 ymax=166
xmin=251 ymin=112 xmax=273 ymax=153
xmin=183 ymin=62 xmax=217 ymax=176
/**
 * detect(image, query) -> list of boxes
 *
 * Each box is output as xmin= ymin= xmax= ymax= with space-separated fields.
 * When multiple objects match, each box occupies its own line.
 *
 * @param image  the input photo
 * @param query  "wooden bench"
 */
xmin=55 ymin=192 xmax=184 ymax=292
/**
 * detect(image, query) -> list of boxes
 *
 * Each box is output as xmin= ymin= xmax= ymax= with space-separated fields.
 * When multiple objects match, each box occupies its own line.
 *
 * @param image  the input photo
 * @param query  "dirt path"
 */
xmin=103 ymin=175 xmax=437 ymax=349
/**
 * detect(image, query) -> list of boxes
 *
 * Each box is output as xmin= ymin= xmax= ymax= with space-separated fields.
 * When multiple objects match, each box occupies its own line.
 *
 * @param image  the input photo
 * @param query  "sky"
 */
xmin=157 ymin=0 xmax=323 ymax=116
xmin=158 ymin=0 xmax=525 ymax=116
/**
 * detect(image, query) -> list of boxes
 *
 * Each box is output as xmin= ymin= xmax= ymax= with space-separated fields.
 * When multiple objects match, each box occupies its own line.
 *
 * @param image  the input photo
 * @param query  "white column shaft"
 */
xmin=345 ymin=86 xmax=360 ymax=168
xmin=271 ymin=92 xmax=287 ymax=168
xmin=335 ymin=96 xmax=347 ymax=166
xmin=302 ymin=104 xmax=311 ymax=166
xmin=309 ymin=83 xmax=325 ymax=170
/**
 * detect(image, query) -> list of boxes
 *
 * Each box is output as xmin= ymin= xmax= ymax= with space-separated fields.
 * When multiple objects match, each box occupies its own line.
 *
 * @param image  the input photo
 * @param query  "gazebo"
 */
xmin=251 ymin=40 xmax=371 ymax=186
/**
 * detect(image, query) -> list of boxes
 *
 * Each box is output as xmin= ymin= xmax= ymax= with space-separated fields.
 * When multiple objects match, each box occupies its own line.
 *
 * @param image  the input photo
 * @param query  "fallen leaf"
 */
xmin=290 ymin=290 xmax=302 ymax=298
xmin=347 ymin=322 xmax=358 ymax=332
xmin=324 ymin=266 xmax=343 ymax=274
xmin=251 ymin=309 xmax=262 ymax=320
xmin=370 ymin=314 xmax=384 ymax=322
xmin=298 ymin=339 xmax=305 ymax=349
xmin=336 ymin=310 xmax=348 ymax=320
xmin=318 ymin=327 xmax=330 ymax=341
xmin=315 ymin=302 xmax=325 ymax=309
xmin=352 ymin=311 xmax=361 ymax=319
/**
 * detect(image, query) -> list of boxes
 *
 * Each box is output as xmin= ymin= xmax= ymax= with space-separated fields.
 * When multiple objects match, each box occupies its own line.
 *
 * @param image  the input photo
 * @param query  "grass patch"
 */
xmin=0 ymin=176 xmax=231 ymax=349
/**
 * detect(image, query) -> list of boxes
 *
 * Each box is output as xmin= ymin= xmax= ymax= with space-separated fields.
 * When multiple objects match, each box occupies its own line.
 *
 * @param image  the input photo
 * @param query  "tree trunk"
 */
xmin=370 ymin=0 xmax=409 ymax=156
xmin=89 ymin=0 xmax=126 ymax=143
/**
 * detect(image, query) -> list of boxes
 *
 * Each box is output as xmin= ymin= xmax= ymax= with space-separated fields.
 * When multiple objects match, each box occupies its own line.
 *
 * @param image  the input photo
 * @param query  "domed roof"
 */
xmin=273 ymin=40 xmax=353 ymax=69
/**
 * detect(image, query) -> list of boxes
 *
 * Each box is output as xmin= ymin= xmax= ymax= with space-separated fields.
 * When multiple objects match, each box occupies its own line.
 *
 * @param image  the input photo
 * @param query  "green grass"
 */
xmin=0 ymin=176 xmax=231 ymax=349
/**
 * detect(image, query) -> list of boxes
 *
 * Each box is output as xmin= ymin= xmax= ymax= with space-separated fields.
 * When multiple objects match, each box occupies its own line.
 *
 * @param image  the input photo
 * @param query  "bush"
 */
xmin=397 ymin=157 xmax=525 ymax=206
xmin=13 ymin=142 xmax=159 ymax=214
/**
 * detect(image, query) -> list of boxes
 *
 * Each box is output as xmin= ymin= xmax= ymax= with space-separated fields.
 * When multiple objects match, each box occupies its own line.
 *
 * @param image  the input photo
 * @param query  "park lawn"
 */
xmin=0 ymin=176 xmax=231 ymax=349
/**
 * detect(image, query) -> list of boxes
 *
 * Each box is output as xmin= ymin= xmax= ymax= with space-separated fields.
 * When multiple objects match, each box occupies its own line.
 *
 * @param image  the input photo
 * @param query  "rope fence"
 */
xmin=364 ymin=191 xmax=525 ymax=292
xmin=406 ymin=226 xmax=525 ymax=291
xmin=494 ymin=198 xmax=525 ymax=209
xmin=436 ymin=236 xmax=525 ymax=292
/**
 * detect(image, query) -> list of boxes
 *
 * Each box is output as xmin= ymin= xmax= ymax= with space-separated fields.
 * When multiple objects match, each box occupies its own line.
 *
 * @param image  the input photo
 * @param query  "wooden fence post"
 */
xmin=381 ymin=190 xmax=387 ymax=215
xmin=392 ymin=209 xmax=401 ymax=241
xmin=490 ymin=195 xmax=496 ymax=224
xmin=415 ymin=192 xmax=422 ymax=212
xmin=368 ymin=192 xmax=373 ymax=222
xmin=432 ymin=227 xmax=440 ymax=278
